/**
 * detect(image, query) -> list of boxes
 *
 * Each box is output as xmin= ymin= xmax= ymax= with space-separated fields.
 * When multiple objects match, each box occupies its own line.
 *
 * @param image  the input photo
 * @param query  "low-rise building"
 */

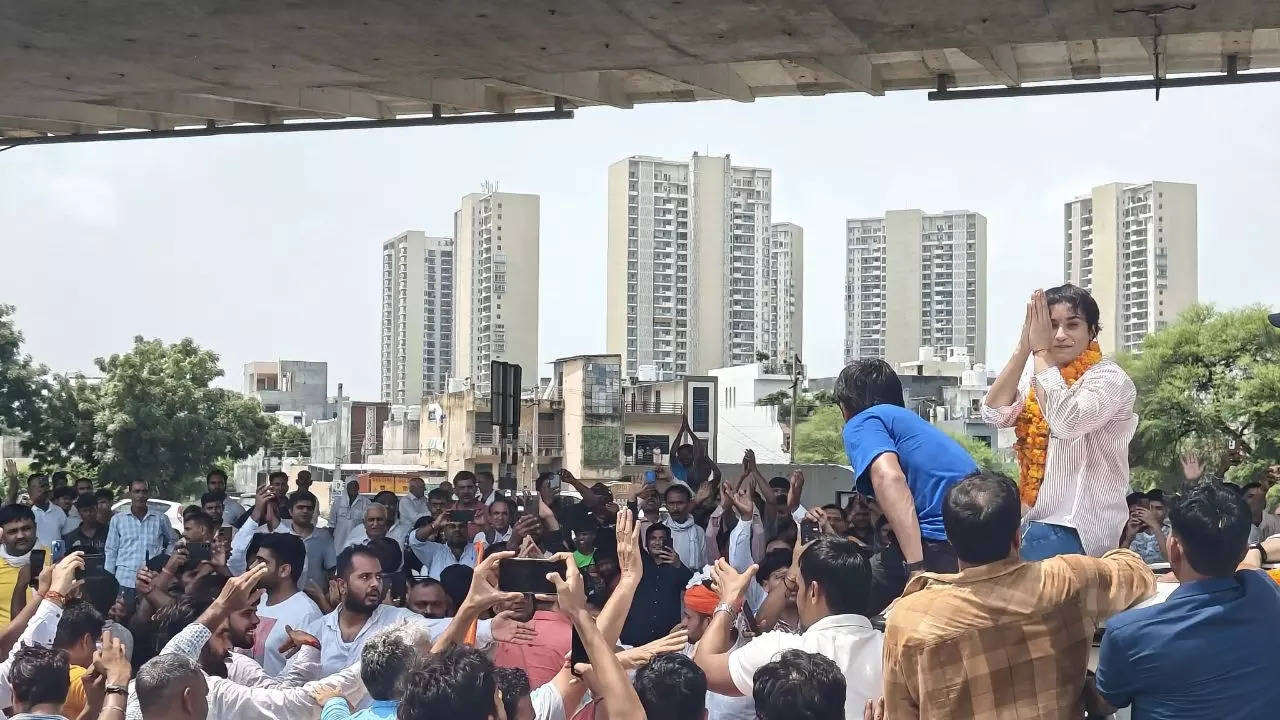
xmin=244 ymin=360 xmax=331 ymax=425
xmin=710 ymin=363 xmax=791 ymax=464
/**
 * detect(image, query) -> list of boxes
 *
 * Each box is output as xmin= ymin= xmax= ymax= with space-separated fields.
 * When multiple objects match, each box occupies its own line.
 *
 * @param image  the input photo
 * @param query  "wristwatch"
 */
xmin=905 ymin=560 xmax=926 ymax=572
xmin=105 ymin=684 xmax=128 ymax=696
xmin=713 ymin=601 xmax=740 ymax=619
xmin=1251 ymin=542 xmax=1269 ymax=565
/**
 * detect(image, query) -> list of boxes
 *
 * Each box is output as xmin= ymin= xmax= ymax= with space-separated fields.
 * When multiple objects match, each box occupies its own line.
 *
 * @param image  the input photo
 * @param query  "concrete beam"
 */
xmin=959 ymin=45 xmax=1020 ymax=87
xmin=498 ymin=71 xmax=632 ymax=109
xmin=362 ymin=79 xmax=508 ymax=114
xmin=1222 ymin=31 xmax=1253 ymax=71
xmin=791 ymin=56 xmax=883 ymax=96
xmin=0 ymin=116 xmax=108 ymax=136
xmin=921 ymin=49 xmax=953 ymax=79
xmin=107 ymin=93 xmax=272 ymax=125
xmin=0 ymin=102 xmax=174 ymax=130
xmin=197 ymin=87 xmax=391 ymax=119
xmin=1067 ymin=40 xmax=1102 ymax=80
xmin=647 ymin=64 xmax=753 ymax=102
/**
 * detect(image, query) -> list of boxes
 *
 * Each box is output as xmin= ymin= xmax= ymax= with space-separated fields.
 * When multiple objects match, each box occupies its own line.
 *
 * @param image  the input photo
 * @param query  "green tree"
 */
xmin=946 ymin=432 xmax=1017 ymax=477
xmin=793 ymin=404 xmax=846 ymax=463
xmin=26 ymin=336 xmax=272 ymax=497
xmin=265 ymin=418 xmax=311 ymax=459
xmin=0 ymin=304 xmax=49 ymax=436
xmin=759 ymin=389 xmax=834 ymax=423
xmin=1118 ymin=304 xmax=1280 ymax=490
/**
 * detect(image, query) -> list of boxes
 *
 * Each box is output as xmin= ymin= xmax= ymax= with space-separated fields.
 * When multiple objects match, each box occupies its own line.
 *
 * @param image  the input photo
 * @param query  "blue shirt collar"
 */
xmin=366 ymin=700 xmax=399 ymax=717
xmin=1168 ymin=574 xmax=1241 ymax=601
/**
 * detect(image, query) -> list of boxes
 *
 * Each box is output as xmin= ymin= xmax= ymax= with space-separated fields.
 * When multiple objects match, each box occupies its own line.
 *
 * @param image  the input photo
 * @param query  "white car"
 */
xmin=111 ymin=499 xmax=185 ymax=534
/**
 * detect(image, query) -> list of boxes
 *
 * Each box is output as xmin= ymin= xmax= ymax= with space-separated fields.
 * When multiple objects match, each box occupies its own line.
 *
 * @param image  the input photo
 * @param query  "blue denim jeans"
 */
xmin=1020 ymin=522 xmax=1084 ymax=561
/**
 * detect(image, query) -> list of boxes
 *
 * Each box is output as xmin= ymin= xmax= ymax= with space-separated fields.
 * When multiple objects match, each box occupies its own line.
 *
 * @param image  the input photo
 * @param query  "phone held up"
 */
xmin=800 ymin=520 xmax=820 ymax=544
xmin=27 ymin=549 xmax=45 ymax=589
xmin=498 ymin=557 xmax=567 ymax=595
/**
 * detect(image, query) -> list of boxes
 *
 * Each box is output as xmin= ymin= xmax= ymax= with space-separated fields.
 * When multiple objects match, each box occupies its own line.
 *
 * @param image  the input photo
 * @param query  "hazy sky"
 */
xmin=3 ymin=84 xmax=1279 ymax=401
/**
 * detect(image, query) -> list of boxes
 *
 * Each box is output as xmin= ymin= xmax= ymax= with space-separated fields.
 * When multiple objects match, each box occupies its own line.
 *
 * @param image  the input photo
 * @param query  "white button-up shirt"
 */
xmin=0 ymin=599 xmax=63 ymax=709
xmin=305 ymin=604 xmax=493 ymax=675
xmin=31 ymin=503 xmax=68 ymax=549
xmin=398 ymin=493 xmax=430 ymax=527
xmin=982 ymin=359 xmax=1138 ymax=557
xmin=728 ymin=614 xmax=884 ymax=719
xmin=407 ymin=534 xmax=478 ymax=579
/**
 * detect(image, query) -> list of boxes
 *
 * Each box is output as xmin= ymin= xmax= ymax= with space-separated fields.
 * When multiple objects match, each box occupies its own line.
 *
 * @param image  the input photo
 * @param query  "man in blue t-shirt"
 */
xmin=836 ymin=359 xmax=977 ymax=578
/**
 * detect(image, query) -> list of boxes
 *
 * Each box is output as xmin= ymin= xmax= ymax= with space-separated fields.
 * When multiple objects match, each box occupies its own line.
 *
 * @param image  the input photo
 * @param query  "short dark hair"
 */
xmin=52 ymin=486 xmax=76 ymax=502
xmin=9 ymin=645 xmax=70 ymax=708
xmin=489 ymin=496 xmax=515 ymax=516
xmin=399 ymin=645 xmax=497 ymax=720
xmin=289 ymin=490 xmax=318 ymax=507
xmin=645 ymin=522 xmax=671 ymax=544
xmin=756 ymin=548 xmax=793 ymax=586
xmin=439 ymin=564 xmax=473 ymax=611
xmin=493 ymin=667 xmax=530 ymax=720
xmin=184 ymin=510 xmax=216 ymax=536
xmin=336 ymin=546 xmax=382 ymax=579
xmin=821 ymin=503 xmax=842 ymax=513
xmin=797 ymin=536 xmax=871 ymax=615
xmin=0 ymin=503 xmax=35 ymax=526
xmin=253 ymin=532 xmax=307 ymax=584
xmin=152 ymin=599 xmax=202 ymax=654
xmin=944 ymin=471 xmax=1021 ymax=565
xmin=633 ymin=653 xmax=707 ymax=720
xmin=1242 ymin=481 xmax=1265 ymax=494
xmin=452 ymin=470 xmax=477 ymax=485
xmin=768 ymin=476 xmax=790 ymax=491
xmin=94 ymin=489 xmax=113 ymax=503
xmin=74 ymin=493 xmax=97 ymax=510
xmin=535 ymin=471 xmax=558 ymax=491
xmin=427 ymin=488 xmax=452 ymax=502
xmin=128 ymin=478 xmax=148 ymax=491
xmin=1146 ymin=489 xmax=1165 ymax=503
xmin=752 ymin=649 xmax=846 ymax=720
xmin=268 ymin=471 xmax=288 ymax=483
xmin=200 ymin=492 xmax=224 ymax=508
xmin=361 ymin=632 xmax=417 ymax=700
xmin=1126 ymin=491 xmax=1147 ymax=507
xmin=53 ymin=599 xmax=105 ymax=650
xmin=51 ymin=471 xmax=69 ymax=485
xmin=82 ymin=573 xmax=121 ymax=617
xmin=833 ymin=358 xmax=905 ymax=418
xmin=664 ymin=484 xmax=692 ymax=502
xmin=206 ymin=469 xmax=228 ymax=482
xmin=1169 ymin=483 xmax=1251 ymax=577
xmin=476 ymin=471 xmax=496 ymax=483
xmin=136 ymin=654 xmax=202 ymax=716
xmin=1044 ymin=283 xmax=1101 ymax=338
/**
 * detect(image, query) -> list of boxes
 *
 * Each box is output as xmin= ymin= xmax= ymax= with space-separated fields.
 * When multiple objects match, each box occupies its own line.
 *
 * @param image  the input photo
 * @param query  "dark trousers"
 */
xmin=867 ymin=538 xmax=957 ymax=616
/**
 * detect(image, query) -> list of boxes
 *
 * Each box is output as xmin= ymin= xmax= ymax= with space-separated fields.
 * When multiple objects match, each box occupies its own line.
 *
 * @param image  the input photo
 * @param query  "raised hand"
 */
xmin=466 ymin=551 xmax=525 ymax=611
xmin=277 ymin=624 xmax=321 ymax=657
xmin=1181 ymin=452 xmax=1204 ymax=481
xmin=1027 ymin=290 xmax=1054 ymax=353
xmin=546 ymin=552 xmax=586 ymax=616
xmin=786 ymin=470 xmax=805 ymax=513
xmin=51 ymin=551 xmax=84 ymax=597
xmin=491 ymin=610 xmax=537 ymax=645
xmin=92 ymin=632 xmax=132 ymax=686
xmin=615 ymin=507 xmax=642 ymax=582
xmin=217 ymin=562 xmax=269 ymax=611
xmin=709 ymin=557 xmax=757 ymax=606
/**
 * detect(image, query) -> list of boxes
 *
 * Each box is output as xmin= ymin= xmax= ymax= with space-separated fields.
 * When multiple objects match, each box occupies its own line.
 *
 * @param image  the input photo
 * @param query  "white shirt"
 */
xmin=255 ymin=591 xmax=323 ymax=676
xmin=343 ymin=518 xmax=412 ymax=550
xmin=398 ymin=493 xmax=430 ymax=527
xmin=482 ymin=490 xmax=498 ymax=507
xmin=223 ymin=497 xmax=246 ymax=526
xmin=727 ymin=614 xmax=884 ymax=719
xmin=982 ymin=358 xmax=1138 ymax=557
xmin=330 ymin=494 xmax=369 ymax=549
xmin=684 ymin=638 xmax=755 ymax=720
xmin=0 ymin=599 xmax=63 ymax=709
xmin=666 ymin=516 xmax=707 ymax=570
xmin=407 ymin=534 xmax=478 ymax=578
xmin=305 ymin=604 xmax=493 ymax=676
xmin=530 ymin=682 xmax=566 ymax=720
xmin=473 ymin=526 xmax=514 ymax=548
xmin=31 ymin=503 xmax=68 ymax=548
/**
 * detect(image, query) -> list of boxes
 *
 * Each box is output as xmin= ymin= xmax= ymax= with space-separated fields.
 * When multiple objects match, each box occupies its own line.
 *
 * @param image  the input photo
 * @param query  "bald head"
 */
xmin=136 ymin=654 xmax=209 ymax=720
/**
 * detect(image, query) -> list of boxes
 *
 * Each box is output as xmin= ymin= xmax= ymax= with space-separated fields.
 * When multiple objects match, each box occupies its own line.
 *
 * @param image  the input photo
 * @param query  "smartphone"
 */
xmin=28 ymin=549 xmax=45 ymax=588
xmin=644 ymin=470 xmax=657 ymax=485
xmin=570 ymin=626 xmax=589 ymax=667
xmin=800 ymin=520 xmax=820 ymax=544
xmin=380 ymin=571 xmax=407 ymax=601
xmin=448 ymin=509 xmax=476 ymax=524
xmin=662 ymin=535 xmax=674 ymax=550
xmin=186 ymin=541 xmax=212 ymax=565
xmin=498 ymin=475 xmax=517 ymax=492
xmin=82 ymin=553 xmax=107 ymax=579
xmin=498 ymin=557 xmax=566 ymax=595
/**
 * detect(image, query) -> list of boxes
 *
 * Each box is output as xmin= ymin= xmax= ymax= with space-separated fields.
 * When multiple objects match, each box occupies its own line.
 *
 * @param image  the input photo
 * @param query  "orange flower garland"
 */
xmin=1013 ymin=341 xmax=1103 ymax=507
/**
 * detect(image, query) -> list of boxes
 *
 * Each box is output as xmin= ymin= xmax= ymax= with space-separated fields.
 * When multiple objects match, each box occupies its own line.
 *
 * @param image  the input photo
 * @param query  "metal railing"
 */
xmin=625 ymin=401 xmax=685 ymax=414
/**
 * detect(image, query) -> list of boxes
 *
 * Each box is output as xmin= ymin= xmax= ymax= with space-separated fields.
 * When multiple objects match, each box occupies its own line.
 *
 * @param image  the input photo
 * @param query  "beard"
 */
xmin=344 ymin=590 xmax=381 ymax=615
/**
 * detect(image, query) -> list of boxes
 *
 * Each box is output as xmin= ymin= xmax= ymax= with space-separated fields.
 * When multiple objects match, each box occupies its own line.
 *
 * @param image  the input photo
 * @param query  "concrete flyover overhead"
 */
xmin=1 ymin=1 xmax=1279 ymax=143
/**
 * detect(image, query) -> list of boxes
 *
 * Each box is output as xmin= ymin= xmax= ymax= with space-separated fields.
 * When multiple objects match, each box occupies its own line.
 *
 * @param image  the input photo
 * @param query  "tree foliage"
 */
xmin=0 ymin=304 xmax=49 ymax=436
xmin=793 ymin=404 xmax=846 ymax=463
xmin=1118 ymin=304 xmax=1280 ymax=491
xmin=265 ymin=418 xmax=311 ymax=458
xmin=946 ymin=432 xmax=1017 ymax=478
xmin=758 ymin=389 xmax=835 ymax=423
xmin=23 ymin=335 xmax=272 ymax=497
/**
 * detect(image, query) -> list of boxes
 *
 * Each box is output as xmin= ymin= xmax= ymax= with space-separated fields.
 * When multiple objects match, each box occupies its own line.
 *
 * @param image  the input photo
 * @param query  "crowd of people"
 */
xmin=1 ymin=283 xmax=1280 ymax=720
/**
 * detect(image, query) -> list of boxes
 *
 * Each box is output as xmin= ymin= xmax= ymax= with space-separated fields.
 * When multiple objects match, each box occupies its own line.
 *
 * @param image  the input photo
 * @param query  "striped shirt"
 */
xmin=982 ymin=358 xmax=1137 ymax=557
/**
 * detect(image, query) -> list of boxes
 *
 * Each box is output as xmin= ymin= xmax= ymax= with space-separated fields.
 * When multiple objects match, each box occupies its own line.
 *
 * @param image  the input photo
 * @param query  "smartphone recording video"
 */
xmin=571 ymin=626 xmax=589 ymax=667
xmin=186 ymin=542 xmax=212 ymax=565
xmin=498 ymin=557 xmax=567 ymax=595
xmin=28 ymin=549 xmax=45 ymax=588
xmin=800 ymin=520 xmax=820 ymax=544
xmin=448 ymin=509 xmax=476 ymax=524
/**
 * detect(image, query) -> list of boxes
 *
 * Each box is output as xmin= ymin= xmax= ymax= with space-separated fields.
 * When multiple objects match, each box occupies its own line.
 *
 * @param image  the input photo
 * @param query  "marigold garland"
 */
xmin=1013 ymin=341 xmax=1103 ymax=507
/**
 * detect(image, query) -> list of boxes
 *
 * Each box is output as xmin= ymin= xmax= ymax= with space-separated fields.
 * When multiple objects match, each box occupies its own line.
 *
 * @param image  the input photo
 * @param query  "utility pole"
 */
xmin=333 ymin=382 xmax=344 ymax=491
xmin=788 ymin=354 xmax=802 ymax=464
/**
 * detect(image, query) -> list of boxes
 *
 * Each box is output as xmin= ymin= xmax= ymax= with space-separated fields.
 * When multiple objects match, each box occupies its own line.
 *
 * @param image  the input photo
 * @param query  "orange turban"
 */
xmin=683 ymin=584 xmax=719 ymax=616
